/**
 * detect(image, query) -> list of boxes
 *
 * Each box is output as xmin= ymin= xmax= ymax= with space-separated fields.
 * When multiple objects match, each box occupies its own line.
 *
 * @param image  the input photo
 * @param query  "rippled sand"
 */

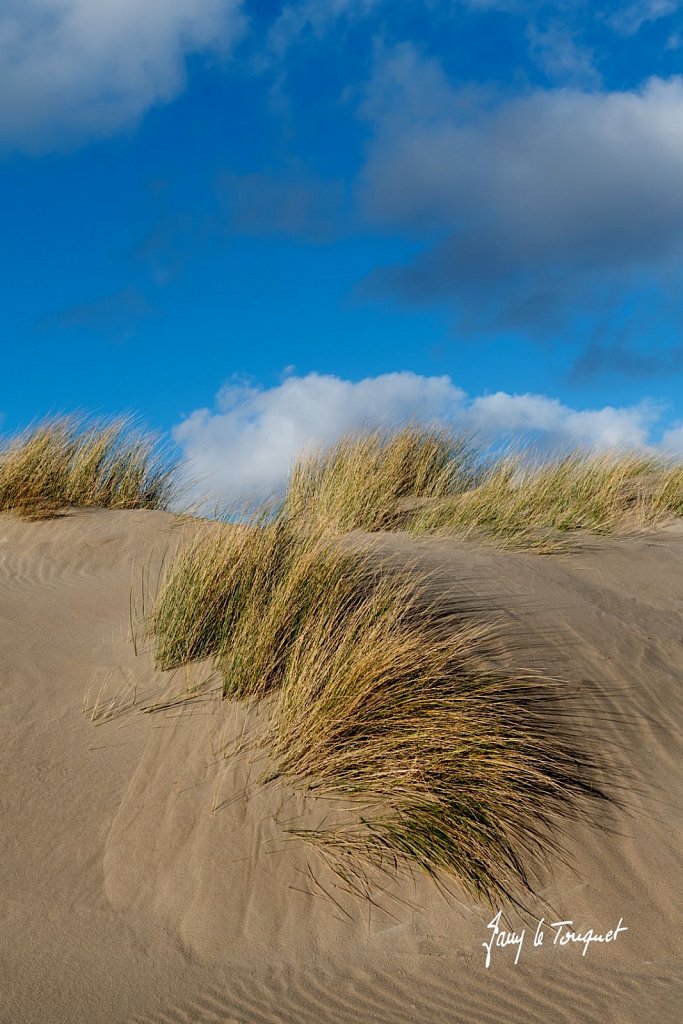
xmin=0 ymin=509 xmax=680 ymax=1023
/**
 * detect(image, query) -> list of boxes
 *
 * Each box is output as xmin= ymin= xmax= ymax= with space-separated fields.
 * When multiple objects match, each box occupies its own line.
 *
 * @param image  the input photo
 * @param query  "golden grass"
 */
xmin=152 ymin=514 xmax=379 ymax=700
xmin=0 ymin=414 xmax=176 ymax=518
xmin=143 ymin=425 xmax=683 ymax=901
xmin=284 ymin=426 xmax=477 ymax=532
xmin=409 ymin=449 xmax=683 ymax=550
xmin=282 ymin=426 xmax=683 ymax=549
xmin=261 ymin=575 xmax=606 ymax=906
xmin=149 ymin=503 xmax=610 ymax=906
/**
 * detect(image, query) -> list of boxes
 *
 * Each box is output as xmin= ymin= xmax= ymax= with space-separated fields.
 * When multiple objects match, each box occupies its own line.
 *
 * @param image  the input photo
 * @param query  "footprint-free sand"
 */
xmin=0 ymin=509 xmax=681 ymax=1023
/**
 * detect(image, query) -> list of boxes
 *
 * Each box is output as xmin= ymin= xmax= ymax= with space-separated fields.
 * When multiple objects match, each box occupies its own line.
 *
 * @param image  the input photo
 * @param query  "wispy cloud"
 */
xmin=173 ymin=371 xmax=664 ymax=506
xmin=37 ymin=286 xmax=155 ymax=342
xmin=607 ymin=1 xmax=680 ymax=37
xmin=264 ymin=0 xmax=382 ymax=58
xmin=217 ymin=168 xmax=347 ymax=242
xmin=526 ymin=21 xmax=601 ymax=86
xmin=0 ymin=0 xmax=245 ymax=151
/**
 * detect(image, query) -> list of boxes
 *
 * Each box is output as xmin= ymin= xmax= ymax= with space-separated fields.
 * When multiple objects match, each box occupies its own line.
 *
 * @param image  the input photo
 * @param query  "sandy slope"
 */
xmin=0 ymin=508 xmax=681 ymax=1023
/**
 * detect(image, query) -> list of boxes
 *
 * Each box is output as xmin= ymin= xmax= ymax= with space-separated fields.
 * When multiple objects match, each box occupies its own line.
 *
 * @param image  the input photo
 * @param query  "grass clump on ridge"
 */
xmin=0 ymin=414 xmax=177 ymax=518
xmin=284 ymin=426 xmax=477 ymax=532
xmin=149 ymin=505 xmax=610 ymax=906
xmin=284 ymin=426 xmax=683 ymax=548
xmin=408 ymin=449 xmax=683 ymax=550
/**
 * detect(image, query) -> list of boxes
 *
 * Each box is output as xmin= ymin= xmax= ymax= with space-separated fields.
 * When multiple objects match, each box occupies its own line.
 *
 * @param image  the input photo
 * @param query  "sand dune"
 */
xmin=0 ymin=508 xmax=681 ymax=1023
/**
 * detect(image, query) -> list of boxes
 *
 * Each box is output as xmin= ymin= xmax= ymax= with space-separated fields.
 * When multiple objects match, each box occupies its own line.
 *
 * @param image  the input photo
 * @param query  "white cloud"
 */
xmin=661 ymin=422 xmax=683 ymax=453
xmin=465 ymin=391 xmax=660 ymax=449
xmin=0 ymin=0 xmax=245 ymax=150
xmin=172 ymin=371 xmax=664 ymax=507
xmin=174 ymin=371 xmax=462 ymax=505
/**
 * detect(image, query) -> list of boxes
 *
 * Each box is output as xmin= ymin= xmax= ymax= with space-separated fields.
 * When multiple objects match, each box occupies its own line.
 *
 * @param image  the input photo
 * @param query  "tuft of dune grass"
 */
xmin=266 ymin=603 xmax=606 ymax=905
xmin=281 ymin=427 xmax=683 ymax=549
xmin=0 ymin=414 xmax=177 ymax=518
xmin=408 ymin=449 xmax=683 ymax=550
xmin=152 ymin=513 xmax=380 ymax=700
xmin=284 ymin=426 xmax=477 ymax=533
xmin=149 ymin=506 xmax=610 ymax=906
xmin=258 ymin=565 xmax=608 ymax=906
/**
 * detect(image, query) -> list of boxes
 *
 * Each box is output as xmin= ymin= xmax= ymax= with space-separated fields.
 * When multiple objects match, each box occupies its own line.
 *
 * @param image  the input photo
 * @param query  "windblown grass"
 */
xmin=147 ymin=425 xmax=682 ymax=901
xmin=265 ymin=603 xmax=605 ymax=905
xmin=152 ymin=514 xmax=379 ymax=700
xmin=284 ymin=426 xmax=477 ymax=532
xmin=282 ymin=426 xmax=683 ymax=549
xmin=0 ymin=414 xmax=177 ymax=518
xmin=149 ymin=505 xmax=610 ymax=906
xmin=409 ymin=449 xmax=683 ymax=550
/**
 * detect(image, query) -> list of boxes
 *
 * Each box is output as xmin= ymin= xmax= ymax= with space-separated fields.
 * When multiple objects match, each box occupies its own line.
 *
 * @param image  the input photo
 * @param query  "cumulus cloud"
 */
xmin=173 ymin=371 xmax=663 ymax=507
xmin=357 ymin=45 xmax=683 ymax=335
xmin=0 ymin=0 xmax=245 ymax=150
xmin=174 ymin=371 xmax=462 ymax=505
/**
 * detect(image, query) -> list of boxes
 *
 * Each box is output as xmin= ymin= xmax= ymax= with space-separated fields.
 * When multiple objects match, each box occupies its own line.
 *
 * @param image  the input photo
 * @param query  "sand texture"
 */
xmin=0 ymin=508 xmax=681 ymax=1023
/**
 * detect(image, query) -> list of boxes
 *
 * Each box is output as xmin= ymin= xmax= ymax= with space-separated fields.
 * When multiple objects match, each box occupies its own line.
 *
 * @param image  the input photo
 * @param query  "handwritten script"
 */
xmin=482 ymin=910 xmax=628 ymax=968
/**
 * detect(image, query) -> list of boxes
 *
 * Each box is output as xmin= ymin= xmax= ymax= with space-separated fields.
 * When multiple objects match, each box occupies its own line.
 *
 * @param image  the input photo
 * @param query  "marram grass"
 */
xmin=0 ymin=414 xmax=177 ymax=518
xmin=284 ymin=426 xmax=478 ymax=533
xmin=283 ymin=427 xmax=683 ymax=549
xmin=150 ymin=505 xmax=611 ymax=906
xmin=408 ymin=449 xmax=683 ymax=550
xmin=260 ymin=569 xmax=607 ymax=907
xmin=152 ymin=513 xmax=381 ymax=700
xmin=148 ymin=426 xmax=683 ymax=903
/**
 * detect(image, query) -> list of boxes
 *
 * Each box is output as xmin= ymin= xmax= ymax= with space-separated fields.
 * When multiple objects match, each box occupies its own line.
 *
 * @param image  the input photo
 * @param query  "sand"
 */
xmin=0 ymin=508 xmax=681 ymax=1023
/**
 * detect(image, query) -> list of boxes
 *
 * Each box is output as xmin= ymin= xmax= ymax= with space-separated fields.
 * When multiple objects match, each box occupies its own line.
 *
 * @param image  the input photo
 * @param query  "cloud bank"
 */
xmin=358 ymin=46 xmax=683 ymax=335
xmin=173 ymin=371 xmax=668 ymax=507
xmin=0 ymin=0 xmax=245 ymax=150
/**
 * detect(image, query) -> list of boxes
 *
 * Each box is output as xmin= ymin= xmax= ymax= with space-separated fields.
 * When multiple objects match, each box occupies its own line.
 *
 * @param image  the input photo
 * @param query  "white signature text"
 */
xmin=482 ymin=910 xmax=628 ymax=968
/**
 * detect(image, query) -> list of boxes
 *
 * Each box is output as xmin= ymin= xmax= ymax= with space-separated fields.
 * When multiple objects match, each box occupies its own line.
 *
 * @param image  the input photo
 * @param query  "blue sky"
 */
xmin=3 ymin=1 xmax=683 ymax=500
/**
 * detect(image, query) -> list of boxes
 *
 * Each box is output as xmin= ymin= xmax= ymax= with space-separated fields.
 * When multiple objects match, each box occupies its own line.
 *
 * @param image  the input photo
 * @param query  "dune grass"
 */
xmin=0 ymin=414 xmax=177 ymax=518
xmin=284 ymin=426 xmax=477 ymax=533
xmin=149 ymin=503 xmax=610 ymax=906
xmin=409 ymin=449 xmax=683 ymax=550
xmin=146 ymin=425 xmax=683 ymax=901
xmin=261 ymin=572 xmax=606 ymax=906
xmin=152 ymin=514 xmax=381 ymax=700
xmin=282 ymin=427 xmax=683 ymax=549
